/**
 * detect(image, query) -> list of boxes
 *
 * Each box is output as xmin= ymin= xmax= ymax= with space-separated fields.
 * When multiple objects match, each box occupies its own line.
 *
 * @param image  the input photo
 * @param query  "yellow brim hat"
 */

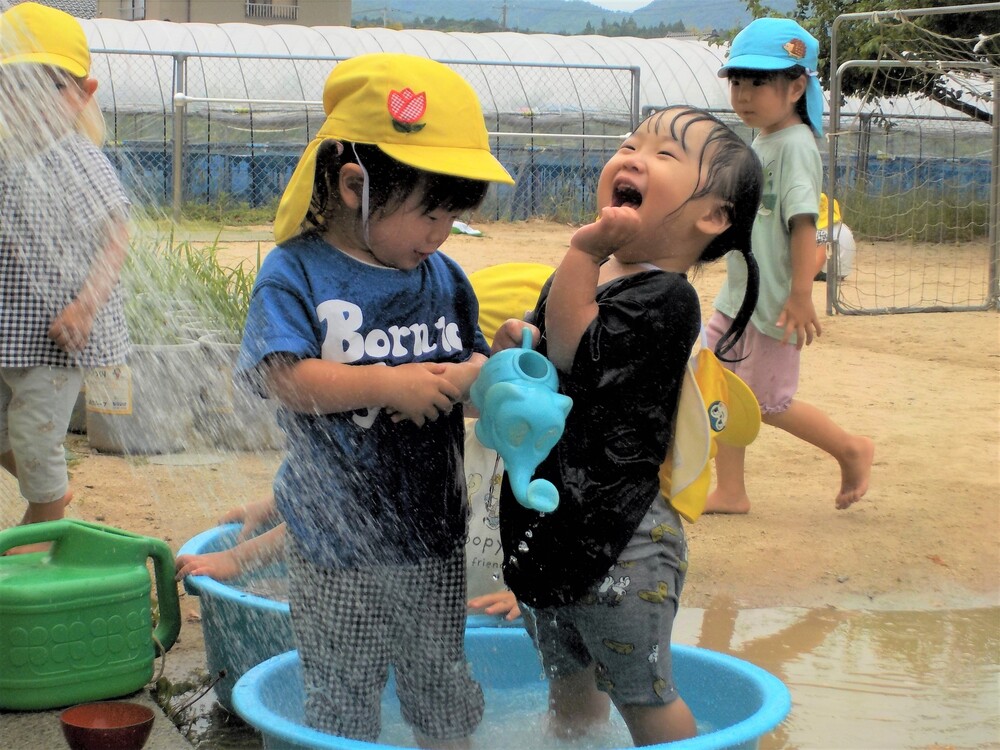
xmin=817 ymin=192 xmax=842 ymax=231
xmin=468 ymin=262 xmax=554 ymax=346
xmin=660 ymin=348 xmax=761 ymax=522
xmin=0 ymin=2 xmax=91 ymax=78
xmin=274 ymin=53 xmax=514 ymax=245
xmin=660 ymin=363 xmax=712 ymax=522
xmin=694 ymin=348 xmax=761 ymax=447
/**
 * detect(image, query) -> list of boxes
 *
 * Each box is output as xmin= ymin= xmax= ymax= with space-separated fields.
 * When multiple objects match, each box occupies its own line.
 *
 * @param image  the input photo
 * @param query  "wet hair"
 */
xmin=641 ymin=105 xmax=763 ymax=360
xmin=724 ymin=65 xmax=813 ymax=134
xmin=304 ymin=140 xmax=488 ymax=232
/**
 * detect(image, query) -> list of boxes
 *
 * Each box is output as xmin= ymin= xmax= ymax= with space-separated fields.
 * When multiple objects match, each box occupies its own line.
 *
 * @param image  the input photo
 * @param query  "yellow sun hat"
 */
xmin=659 ymin=363 xmax=713 ymax=522
xmin=0 ymin=4 xmax=105 ymax=146
xmin=693 ymin=348 xmax=761 ymax=448
xmin=0 ymin=2 xmax=91 ymax=78
xmin=660 ymin=347 xmax=761 ymax=522
xmin=818 ymin=192 xmax=842 ymax=231
xmin=274 ymin=53 xmax=514 ymax=244
xmin=468 ymin=262 xmax=554 ymax=346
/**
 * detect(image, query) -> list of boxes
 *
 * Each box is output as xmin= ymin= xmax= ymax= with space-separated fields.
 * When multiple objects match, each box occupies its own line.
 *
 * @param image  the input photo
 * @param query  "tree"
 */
xmin=744 ymin=0 xmax=998 ymax=124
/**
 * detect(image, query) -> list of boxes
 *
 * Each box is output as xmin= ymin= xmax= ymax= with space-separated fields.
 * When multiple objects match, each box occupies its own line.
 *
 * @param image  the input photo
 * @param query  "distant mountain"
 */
xmin=632 ymin=0 xmax=795 ymax=33
xmin=351 ymin=0 xmax=796 ymax=35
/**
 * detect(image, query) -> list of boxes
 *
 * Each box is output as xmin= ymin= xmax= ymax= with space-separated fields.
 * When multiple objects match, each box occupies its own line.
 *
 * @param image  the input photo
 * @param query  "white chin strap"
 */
xmin=351 ymin=142 xmax=372 ymax=247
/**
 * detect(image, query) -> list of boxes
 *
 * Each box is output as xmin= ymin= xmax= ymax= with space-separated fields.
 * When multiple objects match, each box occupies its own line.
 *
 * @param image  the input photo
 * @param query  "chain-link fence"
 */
xmin=92 ymin=41 xmax=998 ymax=314
xmin=827 ymin=5 xmax=999 ymax=314
xmin=91 ymin=50 xmax=639 ymax=226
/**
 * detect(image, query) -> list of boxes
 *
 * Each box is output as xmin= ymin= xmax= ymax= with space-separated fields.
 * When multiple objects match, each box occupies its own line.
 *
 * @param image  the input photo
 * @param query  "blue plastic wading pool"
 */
xmin=232 ymin=629 xmax=791 ymax=750
xmin=178 ymin=525 xmax=294 ymax=711
xmin=178 ymin=526 xmax=522 ymax=711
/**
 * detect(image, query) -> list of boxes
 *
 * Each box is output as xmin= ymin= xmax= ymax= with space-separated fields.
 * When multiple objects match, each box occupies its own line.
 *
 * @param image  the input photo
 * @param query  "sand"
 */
xmin=4 ymin=219 xmax=996 ymax=620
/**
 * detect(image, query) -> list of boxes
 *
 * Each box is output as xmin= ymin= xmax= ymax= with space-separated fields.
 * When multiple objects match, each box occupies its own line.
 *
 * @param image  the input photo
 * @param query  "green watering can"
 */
xmin=0 ymin=519 xmax=180 ymax=710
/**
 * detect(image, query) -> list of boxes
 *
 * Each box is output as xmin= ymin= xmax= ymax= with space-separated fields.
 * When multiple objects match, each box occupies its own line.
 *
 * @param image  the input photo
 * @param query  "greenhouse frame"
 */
xmin=81 ymin=21 xmax=725 ymax=222
xmin=74 ymin=17 xmax=997 ymax=314
xmin=77 ymin=19 xmax=993 ymax=232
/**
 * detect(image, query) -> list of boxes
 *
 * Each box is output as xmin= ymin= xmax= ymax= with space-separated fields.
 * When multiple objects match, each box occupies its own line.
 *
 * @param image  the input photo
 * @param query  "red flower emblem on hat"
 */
xmin=388 ymin=88 xmax=427 ymax=133
xmin=783 ymin=39 xmax=806 ymax=60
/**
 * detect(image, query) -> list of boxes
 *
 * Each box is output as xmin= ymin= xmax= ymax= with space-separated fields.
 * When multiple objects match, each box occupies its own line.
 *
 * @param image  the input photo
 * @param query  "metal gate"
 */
xmin=827 ymin=3 xmax=999 ymax=314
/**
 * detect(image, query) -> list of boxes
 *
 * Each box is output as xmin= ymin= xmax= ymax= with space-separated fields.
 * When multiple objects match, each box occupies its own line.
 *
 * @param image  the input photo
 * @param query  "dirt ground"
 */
xmin=3 ymin=219 xmax=997 ymax=626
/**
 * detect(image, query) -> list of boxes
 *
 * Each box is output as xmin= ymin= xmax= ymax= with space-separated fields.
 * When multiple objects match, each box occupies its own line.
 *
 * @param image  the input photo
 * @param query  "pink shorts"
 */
xmin=704 ymin=312 xmax=799 ymax=415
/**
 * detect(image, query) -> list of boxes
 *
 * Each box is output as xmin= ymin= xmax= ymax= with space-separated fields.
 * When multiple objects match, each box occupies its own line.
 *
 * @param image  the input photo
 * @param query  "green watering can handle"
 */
xmin=142 ymin=528 xmax=182 ymax=655
xmin=0 ymin=520 xmax=181 ymax=654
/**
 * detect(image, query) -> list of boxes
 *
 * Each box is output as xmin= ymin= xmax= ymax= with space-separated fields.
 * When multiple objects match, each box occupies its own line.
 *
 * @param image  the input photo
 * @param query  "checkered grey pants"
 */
xmin=286 ymin=541 xmax=484 ymax=743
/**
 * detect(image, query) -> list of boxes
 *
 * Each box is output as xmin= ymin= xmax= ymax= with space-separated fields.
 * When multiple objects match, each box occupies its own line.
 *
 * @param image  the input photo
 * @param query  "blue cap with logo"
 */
xmin=718 ymin=17 xmax=824 ymax=138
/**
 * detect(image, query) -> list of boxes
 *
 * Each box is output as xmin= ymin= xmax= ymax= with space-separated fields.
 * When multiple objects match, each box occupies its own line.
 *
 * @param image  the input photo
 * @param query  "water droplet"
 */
xmin=508 ymin=555 xmax=518 ymax=566
xmin=491 ymin=573 xmax=500 ymax=581
xmin=517 ymin=541 xmax=529 ymax=553
xmin=524 ymin=530 xmax=533 ymax=539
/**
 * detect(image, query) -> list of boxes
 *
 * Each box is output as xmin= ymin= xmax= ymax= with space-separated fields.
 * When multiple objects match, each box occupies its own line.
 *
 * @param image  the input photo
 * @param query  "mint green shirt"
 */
xmin=714 ymin=124 xmax=821 ymax=344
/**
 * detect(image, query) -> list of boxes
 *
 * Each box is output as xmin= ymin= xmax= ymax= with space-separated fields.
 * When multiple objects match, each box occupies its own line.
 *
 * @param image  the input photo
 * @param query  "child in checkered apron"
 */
xmin=0 ymin=4 xmax=129 ymax=540
xmin=236 ymin=53 xmax=512 ymax=747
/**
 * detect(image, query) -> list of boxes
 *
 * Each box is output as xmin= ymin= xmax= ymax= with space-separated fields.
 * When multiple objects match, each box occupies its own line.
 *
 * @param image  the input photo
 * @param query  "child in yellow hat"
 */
xmin=489 ymin=105 xmax=763 ymax=745
xmin=814 ymin=192 xmax=856 ymax=281
xmin=236 ymin=52 xmax=512 ymax=746
xmin=0 ymin=3 xmax=129 ymax=544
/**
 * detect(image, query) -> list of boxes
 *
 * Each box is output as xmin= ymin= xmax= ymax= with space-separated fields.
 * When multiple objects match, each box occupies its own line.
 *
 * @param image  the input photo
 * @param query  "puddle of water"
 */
xmin=677 ymin=601 xmax=1000 ymax=750
xmin=171 ymin=603 xmax=999 ymax=749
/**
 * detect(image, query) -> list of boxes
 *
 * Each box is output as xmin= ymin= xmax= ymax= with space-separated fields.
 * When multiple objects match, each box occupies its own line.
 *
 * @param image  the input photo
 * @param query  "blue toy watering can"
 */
xmin=470 ymin=328 xmax=572 ymax=513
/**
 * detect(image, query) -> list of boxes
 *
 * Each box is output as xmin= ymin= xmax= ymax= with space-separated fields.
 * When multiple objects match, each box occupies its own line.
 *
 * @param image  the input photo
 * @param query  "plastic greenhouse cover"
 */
xmin=79 ymin=19 xmax=990 ymax=134
xmin=79 ymin=20 xmax=732 ymax=118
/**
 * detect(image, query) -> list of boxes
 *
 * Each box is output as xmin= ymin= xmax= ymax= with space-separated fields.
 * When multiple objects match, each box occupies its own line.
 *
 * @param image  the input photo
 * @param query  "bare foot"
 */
xmin=835 ymin=436 xmax=874 ymax=509
xmin=19 ymin=491 xmax=73 ymax=526
xmin=704 ymin=489 xmax=751 ymax=515
xmin=5 ymin=493 xmax=74 ymax=555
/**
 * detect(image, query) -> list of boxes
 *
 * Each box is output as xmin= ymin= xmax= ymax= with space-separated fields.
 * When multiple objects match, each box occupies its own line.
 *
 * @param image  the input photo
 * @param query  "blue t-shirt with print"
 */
xmin=238 ymin=233 xmax=489 ymax=568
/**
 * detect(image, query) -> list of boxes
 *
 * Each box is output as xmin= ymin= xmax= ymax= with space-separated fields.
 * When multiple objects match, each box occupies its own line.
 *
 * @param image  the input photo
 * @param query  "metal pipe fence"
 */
xmin=91 ymin=45 xmax=997 ymax=316
xmin=90 ymin=49 xmax=640 ymax=226
xmin=828 ymin=4 xmax=1000 ymax=314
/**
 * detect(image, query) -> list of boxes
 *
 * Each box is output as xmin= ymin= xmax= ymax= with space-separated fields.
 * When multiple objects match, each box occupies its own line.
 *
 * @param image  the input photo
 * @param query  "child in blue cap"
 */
xmin=707 ymin=17 xmax=874 ymax=514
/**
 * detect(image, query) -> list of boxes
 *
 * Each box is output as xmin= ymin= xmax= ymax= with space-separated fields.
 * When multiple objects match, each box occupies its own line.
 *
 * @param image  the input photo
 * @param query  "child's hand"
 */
xmin=220 ymin=497 xmax=279 ymax=542
xmin=468 ymin=590 xmax=521 ymax=621
xmin=175 ymin=551 xmax=241 ymax=582
xmin=776 ymin=293 xmax=822 ymax=349
xmin=571 ymin=206 xmax=642 ymax=260
xmin=48 ymin=301 xmax=96 ymax=352
xmin=432 ymin=355 xmax=486 ymax=401
xmin=385 ymin=363 xmax=462 ymax=426
xmin=492 ymin=320 xmax=540 ymax=354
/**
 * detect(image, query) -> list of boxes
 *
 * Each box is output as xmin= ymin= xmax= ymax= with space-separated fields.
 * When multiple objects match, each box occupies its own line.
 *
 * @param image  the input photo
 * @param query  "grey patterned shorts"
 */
xmin=521 ymin=498 xmax=688 ymax=707
xmin=286 ymin=541 xmax=484 ymax=743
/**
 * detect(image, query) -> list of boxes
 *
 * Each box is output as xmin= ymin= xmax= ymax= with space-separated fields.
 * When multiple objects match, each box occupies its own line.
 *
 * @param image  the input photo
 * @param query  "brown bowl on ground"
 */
xmin=60 ymin=701 xmax=155 ymax=750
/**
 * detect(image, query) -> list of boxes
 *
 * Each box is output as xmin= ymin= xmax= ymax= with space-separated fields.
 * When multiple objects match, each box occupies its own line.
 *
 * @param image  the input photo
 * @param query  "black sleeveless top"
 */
xmin=499 ymin=269 xmax=700 ymax=608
